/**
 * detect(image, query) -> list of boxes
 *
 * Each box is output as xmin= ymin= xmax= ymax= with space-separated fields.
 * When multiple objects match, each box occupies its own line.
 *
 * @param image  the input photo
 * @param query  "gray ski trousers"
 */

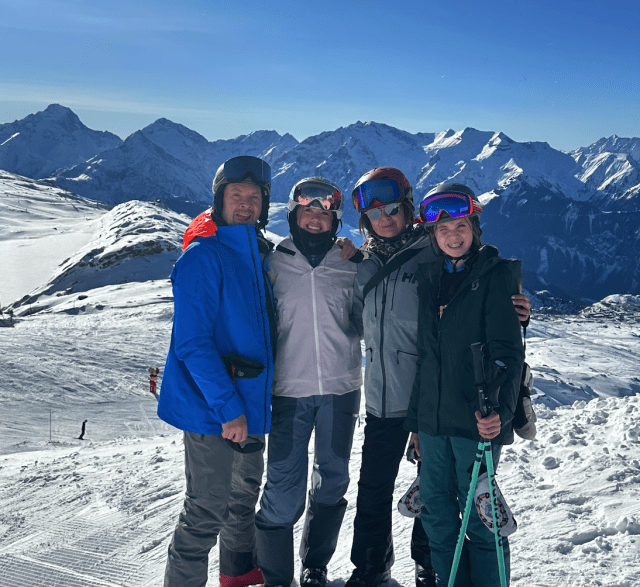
xmin=255 ymin=391 xmax=360 ymax=586
xmin=164 ymin=431 xmax=265 ymax=587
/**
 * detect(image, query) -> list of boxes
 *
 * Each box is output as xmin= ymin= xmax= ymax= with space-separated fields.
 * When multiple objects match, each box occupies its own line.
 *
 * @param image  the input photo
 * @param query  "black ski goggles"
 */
xmin=222 ymin=156 xmax=271 ymax=188
xmin=353 ymin=178 xmax=404 ymax=212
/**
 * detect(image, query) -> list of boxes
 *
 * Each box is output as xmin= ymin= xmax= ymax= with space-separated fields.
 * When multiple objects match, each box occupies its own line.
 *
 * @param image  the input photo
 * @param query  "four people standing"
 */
xmin=159 ymin=157 xmax=531 ymax=587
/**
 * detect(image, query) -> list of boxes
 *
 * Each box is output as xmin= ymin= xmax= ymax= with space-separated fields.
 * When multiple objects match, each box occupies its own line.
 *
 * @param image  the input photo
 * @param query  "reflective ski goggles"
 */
xmin=222 ymin=155 xmax=271 ymax=187
xmin=353 ymin=178 xmax=404 ymax=212
xmin=292 ymin=181 xmax=343 ymax=213
xmin=418 ymin=192 xmax=482 ymax=224
xmin=364 ymin=202 xmax=402 ymax=221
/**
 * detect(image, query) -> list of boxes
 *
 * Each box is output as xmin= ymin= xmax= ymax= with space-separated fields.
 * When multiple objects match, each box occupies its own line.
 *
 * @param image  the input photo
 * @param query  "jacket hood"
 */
xmin=183 ymin=208 xmax=218 ymax=251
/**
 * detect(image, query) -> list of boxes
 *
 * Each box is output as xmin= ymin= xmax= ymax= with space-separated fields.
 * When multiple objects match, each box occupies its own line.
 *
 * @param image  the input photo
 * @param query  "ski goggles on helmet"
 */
xmin=222 ymin=155 xmax=271 ymax=188
xmin=291 ymin=180 xmax=343 ymax=216
xmin=353 ymin=178 xmax=404 ymax=212
xmin=364 ymin=202 xmax=402 ymax=221
xmin=418 ymin=192 xmax=482 ymax=224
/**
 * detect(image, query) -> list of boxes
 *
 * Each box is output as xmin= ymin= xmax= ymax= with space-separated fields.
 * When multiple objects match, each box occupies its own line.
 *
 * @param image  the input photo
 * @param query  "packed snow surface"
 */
xmin=1 ymin=293 xmax=640 ymax=587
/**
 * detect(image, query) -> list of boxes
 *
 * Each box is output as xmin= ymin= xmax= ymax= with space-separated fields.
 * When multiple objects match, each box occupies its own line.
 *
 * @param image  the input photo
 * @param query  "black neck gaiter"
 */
xmin=291 ymin=225 xmax=333 ymax=268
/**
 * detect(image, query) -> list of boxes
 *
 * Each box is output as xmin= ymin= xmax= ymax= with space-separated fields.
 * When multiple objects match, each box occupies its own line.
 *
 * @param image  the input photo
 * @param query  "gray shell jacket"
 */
xmin=353 ymin=230 xmax=437 ymax=418
xmin=267 ymin=237 xmax=364 ymax=398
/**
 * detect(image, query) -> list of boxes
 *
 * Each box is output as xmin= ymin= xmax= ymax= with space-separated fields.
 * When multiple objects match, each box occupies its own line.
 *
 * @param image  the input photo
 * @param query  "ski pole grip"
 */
xmin=470 ymin=342 xmax=491 ymax=418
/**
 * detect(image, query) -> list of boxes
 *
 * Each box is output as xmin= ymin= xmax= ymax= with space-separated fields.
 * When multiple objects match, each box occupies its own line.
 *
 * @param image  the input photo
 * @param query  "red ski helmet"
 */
xmin=352 ymin=167 xmax=413 ymax=212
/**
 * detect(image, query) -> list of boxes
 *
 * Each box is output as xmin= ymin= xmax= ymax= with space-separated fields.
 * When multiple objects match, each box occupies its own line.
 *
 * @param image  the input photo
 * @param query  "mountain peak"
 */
xmin=0 ymin=105 xmax=122 ymax=179
xmin=37 ymin=104 xmax=85 ymax=130
xmin=43 ymin=103 xmax=77 ymax=117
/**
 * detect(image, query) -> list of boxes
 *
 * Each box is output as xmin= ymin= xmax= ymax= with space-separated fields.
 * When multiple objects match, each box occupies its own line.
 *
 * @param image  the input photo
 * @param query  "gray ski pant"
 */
xmin=164 ymin=431 xmax=265 ymax=587
xmin=255 ymin=391 xmax=360 ymax=586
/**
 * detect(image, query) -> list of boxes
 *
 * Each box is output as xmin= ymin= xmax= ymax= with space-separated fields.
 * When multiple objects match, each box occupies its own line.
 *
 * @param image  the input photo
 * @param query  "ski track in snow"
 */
xmin=1 ymin=303 xmax=640 ymax=586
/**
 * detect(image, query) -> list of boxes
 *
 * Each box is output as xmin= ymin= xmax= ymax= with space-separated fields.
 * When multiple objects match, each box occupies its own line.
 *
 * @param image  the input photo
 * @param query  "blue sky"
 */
xmin=0 ymin=0 xmax=638 ymax=151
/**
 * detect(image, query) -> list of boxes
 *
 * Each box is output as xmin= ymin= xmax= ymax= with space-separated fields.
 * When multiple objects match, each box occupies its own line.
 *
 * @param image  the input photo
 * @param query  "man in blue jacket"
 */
xmin=158 ymin=155 xmax=276 ymax=587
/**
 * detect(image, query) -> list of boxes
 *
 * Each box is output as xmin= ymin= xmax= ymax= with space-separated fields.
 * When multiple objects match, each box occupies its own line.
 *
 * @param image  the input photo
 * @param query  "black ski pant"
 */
xmin=350 ymin=412 xmax=432 ymax=574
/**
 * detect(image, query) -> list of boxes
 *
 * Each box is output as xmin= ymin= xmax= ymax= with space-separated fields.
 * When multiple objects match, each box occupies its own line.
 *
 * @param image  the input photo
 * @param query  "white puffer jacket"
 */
xmin=267 ymin=237 xmax=363 ymax=398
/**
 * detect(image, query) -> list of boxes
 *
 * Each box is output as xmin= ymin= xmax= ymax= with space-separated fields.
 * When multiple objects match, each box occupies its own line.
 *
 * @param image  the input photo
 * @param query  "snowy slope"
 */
xmin=1 ymin=299 xmax=639 ymax=587
xmin=0 ymin=170 xmax=108 ymax=306
xmin=572 ymin=151 xmax=640 ymax=200
xmin=9 ymin=199 xmax=190 ymax=315
xmin=0 ymin=104 xmax=121 ymax=179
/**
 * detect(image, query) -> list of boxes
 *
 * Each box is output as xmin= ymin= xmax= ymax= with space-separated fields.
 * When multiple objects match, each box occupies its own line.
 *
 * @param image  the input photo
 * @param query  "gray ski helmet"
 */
xmin=212 ymin=155 xmax=272 ymax=229
xmin=288 ymin=177 xmax=344 ymax=219
xmin=420 ymin=182 xmax=483 ymax=245
xmin=287 ymin=177 xmax=343 ymax=240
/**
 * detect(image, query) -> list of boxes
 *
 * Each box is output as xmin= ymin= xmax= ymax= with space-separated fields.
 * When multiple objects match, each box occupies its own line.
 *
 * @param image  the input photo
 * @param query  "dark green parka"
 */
xmin=404 ymin=245 xmax=524 ymax=445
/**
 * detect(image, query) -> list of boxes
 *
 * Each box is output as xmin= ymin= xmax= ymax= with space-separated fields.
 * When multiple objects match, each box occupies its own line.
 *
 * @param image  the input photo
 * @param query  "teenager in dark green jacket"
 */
xmin=405 ymin=183 xmax=524 ymax=587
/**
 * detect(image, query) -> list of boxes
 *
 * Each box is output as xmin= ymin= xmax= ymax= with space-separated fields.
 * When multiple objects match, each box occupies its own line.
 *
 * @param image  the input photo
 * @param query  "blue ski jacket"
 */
xmin=157 ymin=216 xmax=274 ymax=436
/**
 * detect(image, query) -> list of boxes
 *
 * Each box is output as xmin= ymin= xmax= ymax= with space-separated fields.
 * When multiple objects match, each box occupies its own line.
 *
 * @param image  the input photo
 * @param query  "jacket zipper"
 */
xmin=311 ymin=270 xmax=324 ymax=394
xmin=246 ymin=225 xmax=270 ymax=434
xmin=433 ymin=261 xmax=490 ymax=434
xmin=379 ymin=277 xmax=388 ymax=418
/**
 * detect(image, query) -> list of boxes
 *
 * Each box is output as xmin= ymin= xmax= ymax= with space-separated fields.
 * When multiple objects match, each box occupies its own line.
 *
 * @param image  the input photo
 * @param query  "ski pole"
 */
xmin=447 ymin=439 xmax=486 ymax=587
xmin=472 ymin=342 xmax=507 ymax=587
xmin=447 ymin=343 xmax=508 ymax=587
xmin=485 ymin=442 xmax=508 ymax=587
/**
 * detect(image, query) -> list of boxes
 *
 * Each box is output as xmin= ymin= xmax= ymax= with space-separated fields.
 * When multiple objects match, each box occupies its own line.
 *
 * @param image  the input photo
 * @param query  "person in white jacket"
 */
xmin=255 ymin=177 xmax=363 ymax=587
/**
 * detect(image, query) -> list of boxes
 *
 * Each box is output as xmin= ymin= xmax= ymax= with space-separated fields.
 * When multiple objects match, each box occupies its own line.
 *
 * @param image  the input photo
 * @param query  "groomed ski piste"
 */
xmin=1 ymin=172 xmax=640 ymax=586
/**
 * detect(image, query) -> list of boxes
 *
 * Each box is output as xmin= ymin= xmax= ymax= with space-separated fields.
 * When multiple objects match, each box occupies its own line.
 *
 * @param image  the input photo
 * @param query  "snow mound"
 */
xmin=10 ymin=200 xmax=190 ymax=316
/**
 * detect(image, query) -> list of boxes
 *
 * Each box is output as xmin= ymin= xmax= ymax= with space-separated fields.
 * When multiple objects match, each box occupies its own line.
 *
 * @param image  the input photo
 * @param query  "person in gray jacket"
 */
xmin=346 ymin=167 xmax=438 ymax=587
xmin=345 ymin=169 xmax=532 ymax=587
xmin=255 ymin=177 xmax=363 ymax=587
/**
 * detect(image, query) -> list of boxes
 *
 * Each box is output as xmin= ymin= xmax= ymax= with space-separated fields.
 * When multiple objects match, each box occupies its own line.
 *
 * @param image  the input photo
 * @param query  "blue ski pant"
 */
xmin=418 ymin=433 xmax=510 ymax=587
xmin=164 ymin=432 xmax=264 ymax=587
xmin=255 ymin=391 xmax=360 ymax=586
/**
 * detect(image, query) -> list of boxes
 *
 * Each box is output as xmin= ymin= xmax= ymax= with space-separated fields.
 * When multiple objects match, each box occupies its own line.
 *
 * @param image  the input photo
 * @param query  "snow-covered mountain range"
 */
xmin=1 ymin=105 xmax=639 ymax=301
xmin=2 ymin=119 xmax=640 ymax=587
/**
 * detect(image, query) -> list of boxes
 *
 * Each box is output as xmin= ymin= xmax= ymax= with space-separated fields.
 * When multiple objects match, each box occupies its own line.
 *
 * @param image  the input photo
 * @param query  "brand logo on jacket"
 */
xmin=401 ymin=272 xmax=419 ymax=284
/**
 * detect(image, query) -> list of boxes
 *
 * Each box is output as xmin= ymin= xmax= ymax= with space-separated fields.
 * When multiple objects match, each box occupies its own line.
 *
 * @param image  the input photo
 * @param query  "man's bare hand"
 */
xmin=222 ymin=414 xmax=248 ymax=443
xmin=410 ymin=432 xmax=420 ymax=459
xmin=475 ymin=411 xmax=502 ymax=440
xmin=512 ymin=293 xmax=531 ymax=322
xmin=336 ymin=237 xmax=358 ymax=260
